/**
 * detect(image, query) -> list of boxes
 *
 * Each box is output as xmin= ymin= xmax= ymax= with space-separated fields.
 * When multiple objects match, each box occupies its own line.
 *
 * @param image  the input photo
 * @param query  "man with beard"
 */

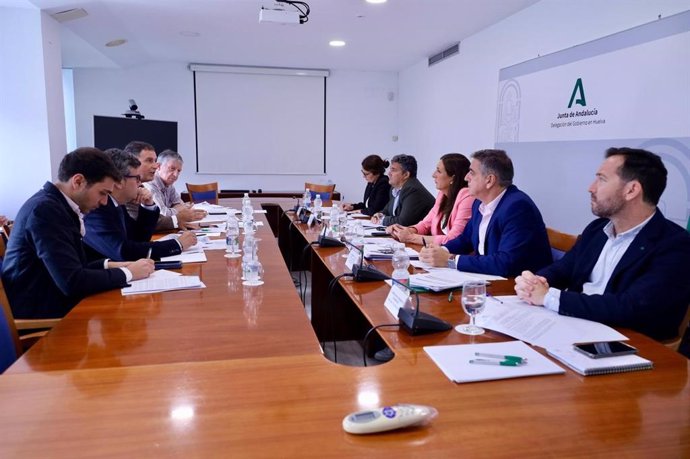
xmin=515 ymin=147 xmax=690 ymax=342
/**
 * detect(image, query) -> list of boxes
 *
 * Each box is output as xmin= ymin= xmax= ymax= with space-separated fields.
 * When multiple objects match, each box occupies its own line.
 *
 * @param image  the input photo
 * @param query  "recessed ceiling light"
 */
xmin=179 ymin=31 xmax=200 ymax=37
xmin=329 ymin=40 xmax=346 ymax=47
xmin=105 ymin=39 xmax=127 ymax=47
xmin=366 ymin=0 xmax=387 ymax=4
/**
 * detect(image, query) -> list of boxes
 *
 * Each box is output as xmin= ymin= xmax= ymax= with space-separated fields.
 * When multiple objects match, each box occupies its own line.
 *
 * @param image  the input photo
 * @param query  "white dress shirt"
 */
xmin=477 ymin=188 xmax=507 ymax=255
xmin=544 ymin=212 xmax=655 ymax=312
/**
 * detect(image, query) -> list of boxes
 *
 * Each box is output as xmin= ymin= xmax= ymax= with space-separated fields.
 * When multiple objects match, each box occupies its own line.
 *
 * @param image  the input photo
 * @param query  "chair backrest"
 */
xmin=663 ymin=303 xmax=690 ymax=352
xmin=546 ymin=227 xmax=578 ymax=261
xmin=0 ymin=278 xmax=22 ymax=372
xmin=2 ymin=223 xmax=12 ymax=239
xmin=305 ymin=183 xmax=336 ymax=201
xmin=186 ymin=182 xmax=219 ymax=204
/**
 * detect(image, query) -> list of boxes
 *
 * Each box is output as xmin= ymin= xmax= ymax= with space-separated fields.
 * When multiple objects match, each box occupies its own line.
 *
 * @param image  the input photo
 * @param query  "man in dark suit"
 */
xmin=371 ymin=154 xmax=434 ymax=226
xmin=1 ymin=148 xmax=155 ymax=319
xmin=83 ymin=149 xmax=197 ymax=261
xmin=420 ymin=149 xmax=551 ymax=277
xmin=515 ymin=147 xmax=690 ymax=341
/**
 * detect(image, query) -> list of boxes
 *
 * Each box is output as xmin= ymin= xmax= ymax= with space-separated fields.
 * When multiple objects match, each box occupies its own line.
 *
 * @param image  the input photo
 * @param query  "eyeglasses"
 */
xmin=124 ymin=174 xmax=142 ymax=184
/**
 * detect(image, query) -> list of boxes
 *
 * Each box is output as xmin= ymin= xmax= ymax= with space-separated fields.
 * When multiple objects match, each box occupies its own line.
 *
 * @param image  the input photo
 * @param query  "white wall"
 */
xmin=0 ymin=7 xmax=66 ymax=218
xmin=398 ymin=0 xmax=690 ymax=232
xmin=73 ymin=63 xmax=398 ymax=204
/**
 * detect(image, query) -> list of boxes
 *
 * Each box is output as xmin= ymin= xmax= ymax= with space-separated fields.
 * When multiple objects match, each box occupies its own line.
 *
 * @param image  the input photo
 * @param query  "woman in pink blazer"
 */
xmin=389 ymin=153 xmax=474 ymax=245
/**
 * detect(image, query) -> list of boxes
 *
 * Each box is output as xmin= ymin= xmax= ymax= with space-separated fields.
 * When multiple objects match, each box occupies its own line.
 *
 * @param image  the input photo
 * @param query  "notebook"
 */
xmin=424 ymin=340 xmax=565 ymax=383
xmin=547 ymin=346 xmax=653 ymax=376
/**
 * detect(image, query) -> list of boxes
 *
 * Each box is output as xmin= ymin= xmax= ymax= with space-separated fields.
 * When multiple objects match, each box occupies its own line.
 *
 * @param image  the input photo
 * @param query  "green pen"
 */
xmin=469 ymin=359 xmax=525 ymax=367
xmin=474 ymin=352 xmax=527 ymax=364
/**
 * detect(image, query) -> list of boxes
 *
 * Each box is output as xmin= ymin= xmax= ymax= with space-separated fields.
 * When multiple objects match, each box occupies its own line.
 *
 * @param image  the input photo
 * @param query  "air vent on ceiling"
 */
xmin=428 ymin=43 xmax=459 ymax=67
xmin=51 ymin=8 xmax=88 ymax=23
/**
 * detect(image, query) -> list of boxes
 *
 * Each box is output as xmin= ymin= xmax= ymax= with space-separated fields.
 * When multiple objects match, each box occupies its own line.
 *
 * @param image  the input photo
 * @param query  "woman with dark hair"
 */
xmin=389 ymin=153 xmax=474 ymax=245
xmin=342 ymin=155 xmax=391 ymax=216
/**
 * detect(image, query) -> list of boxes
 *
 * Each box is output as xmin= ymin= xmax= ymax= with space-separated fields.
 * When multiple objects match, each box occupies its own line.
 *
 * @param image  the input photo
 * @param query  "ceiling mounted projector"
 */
xmin=259 ymin=0 xmax=310 ymax=24
xmin=259 ymin=8 xmax=300 ymax=24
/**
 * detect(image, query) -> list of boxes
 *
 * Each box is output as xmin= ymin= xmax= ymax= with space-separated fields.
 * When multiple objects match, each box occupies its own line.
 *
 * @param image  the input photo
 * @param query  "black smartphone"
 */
xmin=573 ymin=341 xmax=637 ymax=359
xmin=154 ymin=261 xmax=183 ymax=270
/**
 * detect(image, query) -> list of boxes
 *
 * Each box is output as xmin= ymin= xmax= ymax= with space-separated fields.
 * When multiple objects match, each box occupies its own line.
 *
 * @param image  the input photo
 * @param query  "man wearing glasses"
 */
xmin=83 ymin=149 xmax=197 ymax=261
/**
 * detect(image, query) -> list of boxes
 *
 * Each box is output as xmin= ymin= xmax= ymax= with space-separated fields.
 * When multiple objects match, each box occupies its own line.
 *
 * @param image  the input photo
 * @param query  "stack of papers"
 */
xmin=424 ymin=341 xmax=565 ymax=383
xmin=474 ymin=296 xmax=627 ymax=348
xmin=409 ymin=268 xmax=506 ymax=292
xmin=122 ymin=270 xmax=206 ymax=295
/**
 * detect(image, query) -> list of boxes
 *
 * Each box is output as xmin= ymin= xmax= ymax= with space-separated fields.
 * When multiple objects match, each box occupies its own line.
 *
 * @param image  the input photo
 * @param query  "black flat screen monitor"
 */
xmin=93 ymin=116 xmax=178 ymax=152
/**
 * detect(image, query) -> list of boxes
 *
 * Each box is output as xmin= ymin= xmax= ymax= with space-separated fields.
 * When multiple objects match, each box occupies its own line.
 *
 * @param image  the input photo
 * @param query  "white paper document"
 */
xmin=347 ymin=212 xmax=368 ymax=218
xmin=410 ymin=269 xmax=506 ymax=292
xmin=122 ymin=274 xmax=205 ymax=295
xmin=474 ymin=295 xmax=628 ymax=348
xmin=160 ymin=251 xmax=208 ymax=263
xmin=424 ymin=341 xmax=565 ymax=383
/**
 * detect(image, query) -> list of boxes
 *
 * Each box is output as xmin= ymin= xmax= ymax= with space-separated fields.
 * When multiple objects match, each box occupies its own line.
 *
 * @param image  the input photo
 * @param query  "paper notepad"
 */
xmin=122 ymin=274 xmax=205 ymax=295
xmin=424 ymin=341 xmax=565 ymax=383
xmin=546 ymin=347 xmax=653 ymax=376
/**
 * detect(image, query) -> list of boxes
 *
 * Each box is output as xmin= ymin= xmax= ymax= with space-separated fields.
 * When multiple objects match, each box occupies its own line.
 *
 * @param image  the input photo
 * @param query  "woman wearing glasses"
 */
xmin=342 ymin=155 xmax=391 ymax=216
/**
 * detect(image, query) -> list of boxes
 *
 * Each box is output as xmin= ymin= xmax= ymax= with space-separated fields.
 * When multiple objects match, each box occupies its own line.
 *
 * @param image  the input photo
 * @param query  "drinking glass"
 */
xmin=242 ymin=259 xmax=264 ymax=286
xmin=457 ymin=280 xmax=486 ymax=335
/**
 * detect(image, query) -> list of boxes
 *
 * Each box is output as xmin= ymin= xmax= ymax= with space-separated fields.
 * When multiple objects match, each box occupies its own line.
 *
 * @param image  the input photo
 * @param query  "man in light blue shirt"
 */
xmin=515 ymin=147 xmax=690 ymax=341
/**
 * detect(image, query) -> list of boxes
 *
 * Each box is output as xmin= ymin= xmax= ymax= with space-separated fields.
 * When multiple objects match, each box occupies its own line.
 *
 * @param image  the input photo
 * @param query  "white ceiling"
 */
xmin=14 ymin=0 xmax=539 ymax=71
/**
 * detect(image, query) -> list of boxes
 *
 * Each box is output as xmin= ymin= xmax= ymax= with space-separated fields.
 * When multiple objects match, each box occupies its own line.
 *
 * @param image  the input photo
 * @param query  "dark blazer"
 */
xmin=444 ymin=185 xmax=552 ymax=277
xmin=352 ymin=175 xmax=391 ymax=216
xmin=84 ymin=197 xmax=182 ymax=261
xmin=380 ymin=177 xmax=435 ymax=226
xmin=126 ymin=202 xmax=175 ymax=231
xmin=538 ymin=210 xmax=690 ymax=341
xmin=1 ymin=182 xmax=128 ymax=319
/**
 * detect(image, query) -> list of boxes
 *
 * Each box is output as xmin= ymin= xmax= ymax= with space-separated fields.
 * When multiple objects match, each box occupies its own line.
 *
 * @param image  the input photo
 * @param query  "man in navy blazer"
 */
xmin=83 ymin=149 xmax=197 ymax=261
xmin=1 ymin=148 xmax=154 ymax=319
xmin=420 ymin=149 xmax=551 ymax=277
xmin=516 ymin=148 xmax=690 ymax=341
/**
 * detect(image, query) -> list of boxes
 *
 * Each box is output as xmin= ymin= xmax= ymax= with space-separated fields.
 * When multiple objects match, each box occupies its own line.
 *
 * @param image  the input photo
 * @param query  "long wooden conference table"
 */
xmin=0 ymin=199 xmax=688 ymax=457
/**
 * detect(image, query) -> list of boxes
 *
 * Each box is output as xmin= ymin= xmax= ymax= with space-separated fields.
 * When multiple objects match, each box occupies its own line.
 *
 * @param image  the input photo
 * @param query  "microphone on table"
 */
xmin=316 ymin=220 xmax=345 ymax=248
xmin=342 ymin=240 xmax=451 ymax=335
xmin=390 ymin=277 xmax=453 ymax=336
xmin=342 ymin=239 xmax=389 ymax=282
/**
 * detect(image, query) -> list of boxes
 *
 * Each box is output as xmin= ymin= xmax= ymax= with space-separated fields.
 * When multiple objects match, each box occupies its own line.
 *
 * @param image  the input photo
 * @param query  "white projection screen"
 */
xmin=192 ymin=65 xmax=328 ymax=174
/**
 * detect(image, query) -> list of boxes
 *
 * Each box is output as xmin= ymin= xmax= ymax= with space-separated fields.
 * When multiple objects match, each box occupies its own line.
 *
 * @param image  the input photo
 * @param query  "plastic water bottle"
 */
xmin=329 ymin=205 xmax=340 ymax=236
xmin=241 ymin=234 xmax=256 ymax=279
xmin=338 ymin=205 xmax=348 ymax=237
xmin=313 ymin=193 xmax=322 ymax=218
xmin=242 ymin=192 xmax=251 ymax=208
xmin=242 ymin=202 xmax=254 ymax=234
xmin=226 ymin=214 xmax=240 ymax=256
xmin=391 ymin=242 xmax=410 ymax=288
xmin=303 ymin=188 xmax=312 ymax=210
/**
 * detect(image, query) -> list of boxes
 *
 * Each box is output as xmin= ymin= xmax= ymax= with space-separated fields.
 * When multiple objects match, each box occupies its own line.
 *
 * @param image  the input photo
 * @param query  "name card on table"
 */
xmin=384 ymin=285 xmax=411 ymax=318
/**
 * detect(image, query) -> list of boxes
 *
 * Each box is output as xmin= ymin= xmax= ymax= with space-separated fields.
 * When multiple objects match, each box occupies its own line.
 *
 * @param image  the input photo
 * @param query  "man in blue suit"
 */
xmin=83 ymin=149 xmax=197 ymax=261
xmin=419 ymin=149 xmax=551 ymax=277
xmin=1 ymin=148 xmax=155 ymax=319
xmin=515 ymin=148 xmax=690 ymax=341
